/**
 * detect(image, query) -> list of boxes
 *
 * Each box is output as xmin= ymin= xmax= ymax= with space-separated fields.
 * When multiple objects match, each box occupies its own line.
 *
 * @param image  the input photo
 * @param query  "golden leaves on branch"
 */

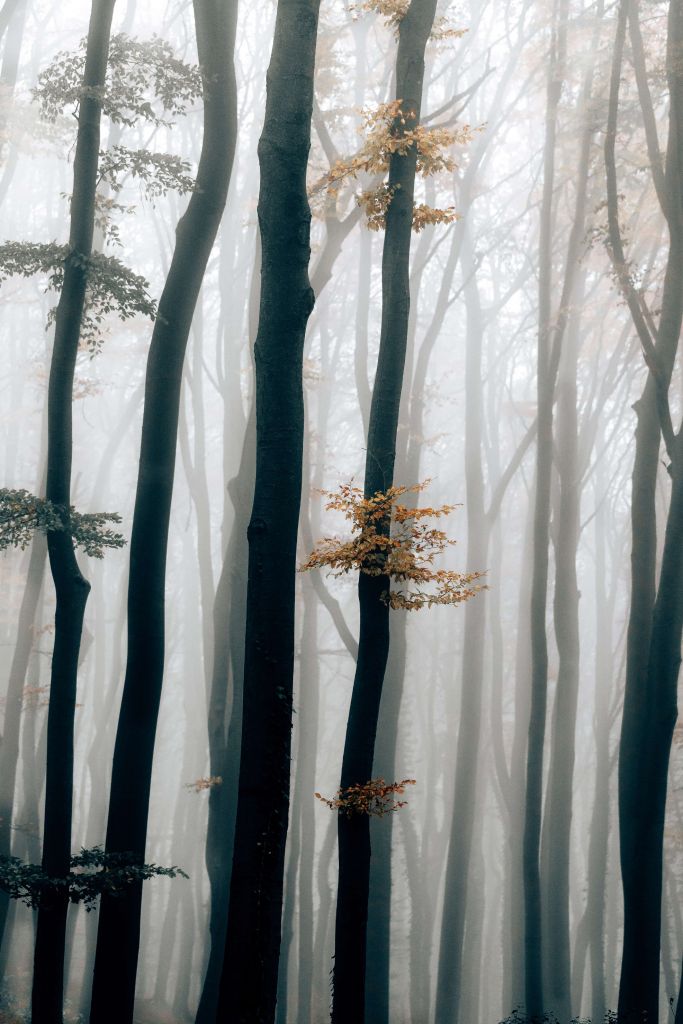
xmin=309 ymin=98 xmax=475 ymax=231
xmin=184 ymin=776 xmax=222 ymax=793
xmin=301 ymin=481 xmax=485 ymax=611
xmin=315 ymin=777 xmax=416 ymax=817
xmin=350 ymin=1 xmax=467 ymax=39
xmin=350 ymin=0 xmax=410 ymax=27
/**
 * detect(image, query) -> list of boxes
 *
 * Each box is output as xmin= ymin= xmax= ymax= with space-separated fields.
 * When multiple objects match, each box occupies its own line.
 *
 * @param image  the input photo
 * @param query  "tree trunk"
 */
xmin=523 ymin=0 xmax=567 ymax=1015
xmin=215 ymin=4 xmax=320 ymax=1021
xmin=608 ymin=0 xmax=683 ymax=1017
xmin=31 ymin=4 xmax=115 ymax=1020
xmin=331 ymin=4 xmax=438 ymax=1022
xmin=0 ymin=531 xmax=46 ymax=963
xmin=89 ymin=4 xmax=237 ymax=1020
xmin=435 ymin=225 xmax=488 ymax=1024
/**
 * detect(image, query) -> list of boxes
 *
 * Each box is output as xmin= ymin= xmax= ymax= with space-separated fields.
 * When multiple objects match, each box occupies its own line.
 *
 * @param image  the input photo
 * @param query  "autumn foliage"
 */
xmin=315 ymin=778 xmax=416 ymax=817
xmin=311 ymin=98 xmax=475 ymax=231
xmin=301 ymin=481 xmax=485 ymax=610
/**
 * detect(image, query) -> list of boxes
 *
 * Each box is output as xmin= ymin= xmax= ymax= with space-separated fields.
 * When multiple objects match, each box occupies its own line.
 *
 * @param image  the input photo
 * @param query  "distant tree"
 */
xmin=88 ymin=2 xmax=238 ymax=1021
xmin=522 ymin=0 xmax=568 ymax=1016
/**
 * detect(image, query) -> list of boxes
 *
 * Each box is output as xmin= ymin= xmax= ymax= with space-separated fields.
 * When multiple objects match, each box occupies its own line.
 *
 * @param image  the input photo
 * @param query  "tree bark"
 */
xmin=89 ymin=3 xmax=237 ymax=1020
xmin=607 ymin=0 xmax=683 ymax=1018
xmin=331 ymin=4 xmax=438 ymax=1022
xmin=31 ymin=4 xmax=115 ymax=1020
xmin=215 ymin=4 xmax=320 ymax=1021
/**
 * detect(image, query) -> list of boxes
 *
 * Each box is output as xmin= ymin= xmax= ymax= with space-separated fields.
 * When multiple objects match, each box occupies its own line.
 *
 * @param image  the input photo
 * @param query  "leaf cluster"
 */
xmin=98 ymin=146 xmax=196 ymax=199
xmin=34 ymin=34 xmax=202 ymax=127
xmin=0 ymin=846 xmax=188 ymax=911
xmin=311 ymin=100 xmax=474 ymax=230
xmin=301 ymin=481 xmax=485 ymax=610
xmin=185 ymin=776 xmax=223 ymax=793
xmin=351 ymin=0 xmax=467 ymax=38
xmin=0 ymin=488 xmax=125 ymax=558
xmin=315 ymin=777 xmax=416 ymax=817
xmin=0 ymin=242 xmax=156 ymax=352
xmin=350 ymin=0 xmax=410 ymax=27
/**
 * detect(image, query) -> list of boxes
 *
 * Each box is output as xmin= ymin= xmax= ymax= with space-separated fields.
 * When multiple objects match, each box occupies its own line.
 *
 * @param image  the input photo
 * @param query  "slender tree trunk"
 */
xmin=215 ymin=4 xmax=320 ymax=1021
xmin=523 ymin=0 xmax=567 ymax=1015
xmin=195 ymin=237 xmax=259 ymax=1024
xmin=331 ymin=5 xmax=437 ymax=1022
xmin=0 ymin=531 xmax=46 ymax=962
xmin=435 ymin=226 xmax=488 ymax=1024
xmin=31 ymin=4 xmax=115 ymax=1020
xmin=90 ymin=5 xmax=237 ymax=1020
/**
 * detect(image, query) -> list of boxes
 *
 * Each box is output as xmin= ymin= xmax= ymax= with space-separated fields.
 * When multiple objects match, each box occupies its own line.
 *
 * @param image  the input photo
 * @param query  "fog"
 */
xmin=0 ymin=0 xmax=680 ymax=1022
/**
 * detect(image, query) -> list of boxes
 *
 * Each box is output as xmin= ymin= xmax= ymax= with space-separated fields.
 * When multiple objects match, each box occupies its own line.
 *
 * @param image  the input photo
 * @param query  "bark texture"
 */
xmin=215 ymin=3 xmax=320 ymax=1021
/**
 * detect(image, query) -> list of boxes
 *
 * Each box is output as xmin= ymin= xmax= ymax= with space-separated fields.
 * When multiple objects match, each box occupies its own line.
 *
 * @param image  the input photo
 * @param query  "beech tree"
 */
xmin=303 ymin=3 xmax=480 ymax=1020
xmin=88 ymin=3 xmax=238 ymax=1021
xmin=605 ymin=0 xmax=683 ymax=1018
xmin=214 ymin=3 xmax=321 ymax=1022
xmin=19 ymin=5 xmax=116 ymax=1020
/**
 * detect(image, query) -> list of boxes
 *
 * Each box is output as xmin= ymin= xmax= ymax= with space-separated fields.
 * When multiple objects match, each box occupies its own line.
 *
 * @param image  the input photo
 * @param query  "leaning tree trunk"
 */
xmin=331 ymin=4 xmax=438 ymax=1022
xmin=31 ymin=4 xmax=115 ymax=1021
xmin=605 ymin=0 xmax=683 ymax=1017
xmin=214 ymin=3 xmax=321 ymax=1022
xmin=89 ymin=4 xmax=237 ymax=1021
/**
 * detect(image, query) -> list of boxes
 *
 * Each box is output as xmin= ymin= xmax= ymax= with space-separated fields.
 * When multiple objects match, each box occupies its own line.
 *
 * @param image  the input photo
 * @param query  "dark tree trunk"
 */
xmin=606 ymin=0 xmax=683 ymax=1018
xmin=89 ymin=4 xmax=237 ymax=1021
xmin=215 ymin=3 xmax=320 ymax=1021
xmin=195 ymin=234 xmax=259 ymax=1024
xmin=31 ymin=4 xmax=115 ymax=1020
xmin=331 ymin=4 xmax=437 ymax=1022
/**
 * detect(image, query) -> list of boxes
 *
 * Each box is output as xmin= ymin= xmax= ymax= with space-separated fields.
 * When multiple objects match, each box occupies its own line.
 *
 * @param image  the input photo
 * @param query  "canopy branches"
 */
xmin=0 ymin=846 xmax=188 ymax=911
xmin=301 ymin=481 xmax=485 ymax=610
xmin=0 ymin=488 xmax=124 ymax=557
xmin=33 ymin=33 xmax=202 ymax=127
xmin=0 ymin=242 xmax=156 ymax=351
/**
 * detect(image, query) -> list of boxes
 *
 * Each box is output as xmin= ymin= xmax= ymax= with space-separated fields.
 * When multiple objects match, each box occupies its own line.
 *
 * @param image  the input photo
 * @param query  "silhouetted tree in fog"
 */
xmin=215 ymin=2 xmax=321 ymax=1021
xmin=90 ymin=2 xmax=238 ymax=1019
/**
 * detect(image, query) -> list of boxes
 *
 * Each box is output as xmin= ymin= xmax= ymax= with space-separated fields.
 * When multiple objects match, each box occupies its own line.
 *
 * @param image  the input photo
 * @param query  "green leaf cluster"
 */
xmin=0 ymin=242 xmax=156 ymax=352
xmin=99 ymin=146 xmax=196 ymax=199
xmin=0 ymin=488 xmax=125 ymax=557
xmin=0 ymin=847 xmax=188 ymax=911
xmin=34 ymin=33 xmax=202 ymax=127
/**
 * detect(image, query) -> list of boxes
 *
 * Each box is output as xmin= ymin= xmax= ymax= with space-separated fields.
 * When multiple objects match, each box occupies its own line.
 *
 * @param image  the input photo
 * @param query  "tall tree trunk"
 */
xmin=89 ymin=4 xmax=237 ymax=1020
xmin=435 ymin=225 xmax=488 ymax=1024
xmin=0 ymin=531 xmax=46 ymax=963
xmin=195 ymin=235 xmax=259 ymax=1024
xmin=606 ymin=0 xmax=683 ymax=1017
xmin=215 ymin=4 xmax=320 ymax=1021
xmin=31 ymin=4 xmax=115 ymax=1020
xmin=331 ymin=4 xmax=438 ymax=1022
xmin=523 ymin=0 xmax=567 ymax=1015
